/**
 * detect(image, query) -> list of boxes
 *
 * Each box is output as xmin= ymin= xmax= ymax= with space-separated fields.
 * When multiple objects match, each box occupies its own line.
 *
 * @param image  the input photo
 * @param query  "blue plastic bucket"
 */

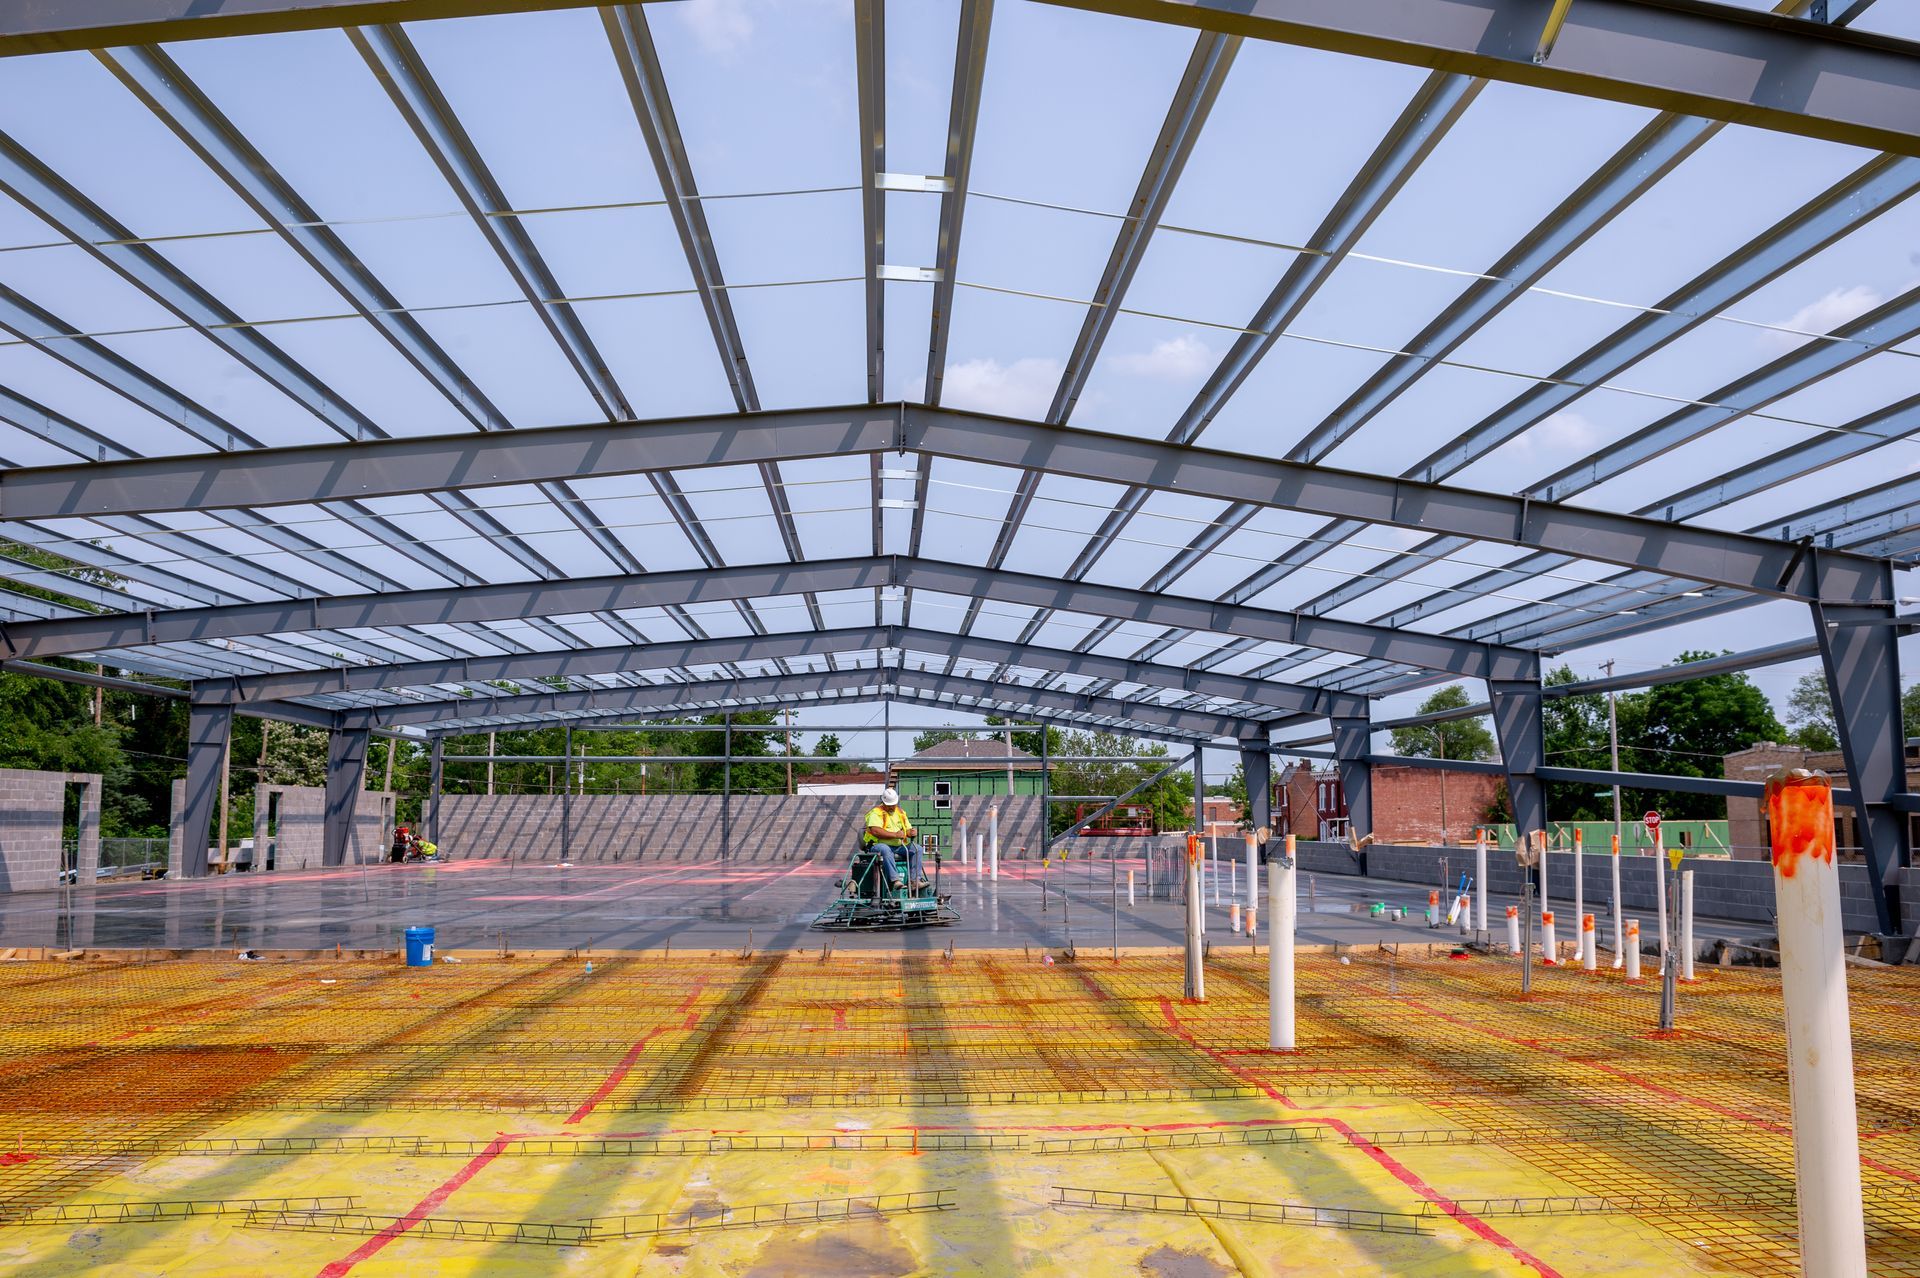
xmin=404 ymin=926 xmax=435 ymax=967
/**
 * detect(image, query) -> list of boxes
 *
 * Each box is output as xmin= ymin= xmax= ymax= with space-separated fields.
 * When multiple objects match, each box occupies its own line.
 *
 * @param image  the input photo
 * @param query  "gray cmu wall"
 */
xmin=1293 ymin=840 xmax=1899 ymax=935
xmin=433 ymin=792 xmax=1174 ymax=864
xmin=254 ymin=786 xmax=394 ymax=870
xmin=0 ymin=768 xmax=100 ymax=893
xmin=171 ymin=783 xmax=391 ymax=876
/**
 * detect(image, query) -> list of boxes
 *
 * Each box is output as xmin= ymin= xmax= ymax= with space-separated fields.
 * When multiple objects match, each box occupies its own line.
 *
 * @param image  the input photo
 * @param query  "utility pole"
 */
xmin=783 ymin=707 xmax=795 ymax=796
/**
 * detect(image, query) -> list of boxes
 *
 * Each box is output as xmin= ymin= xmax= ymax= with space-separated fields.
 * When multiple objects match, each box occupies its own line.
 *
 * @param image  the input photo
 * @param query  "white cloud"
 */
xmin=1512 ymin=409 xmax=1598 ymax=458
xmin=678 ymin=0 xmax=755 ymax=55
xmin=1763 ymin=284 xmax=1882 ymax=349
xmin=919 ymin=357 xmax=1064 ymax=420
xmin=1111 ymin=334 xmax=1214 ymax=379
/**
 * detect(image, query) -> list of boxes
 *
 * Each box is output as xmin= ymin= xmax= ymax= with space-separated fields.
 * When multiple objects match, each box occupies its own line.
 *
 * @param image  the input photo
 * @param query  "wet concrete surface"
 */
xmin=0 ymin=855 xmax=1773 ymax=956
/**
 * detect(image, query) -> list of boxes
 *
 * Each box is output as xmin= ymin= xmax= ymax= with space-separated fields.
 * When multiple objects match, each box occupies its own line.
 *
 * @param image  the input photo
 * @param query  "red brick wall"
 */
xmin=1279 ymin=765 xmax=1319 ymax=840
xmin=1372 ymin=765 xmax=1504 ymax=845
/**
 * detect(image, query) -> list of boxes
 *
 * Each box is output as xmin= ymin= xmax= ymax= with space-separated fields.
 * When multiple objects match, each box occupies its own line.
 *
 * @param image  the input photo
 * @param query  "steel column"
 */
xmin=1241 ymin=744 xmax=1272 ymax=848
xmin=427 ymin=736 xmax=444 ymax=845
xmin=1813 ymin=556 xmax=1908 ymax=936
xmin=1329 ymin=712 xmax=1372 ymax=839
xmin=1489 ymin=679 xmax=1547 ymax=839
xmin=179 ymin=701 xmax=232 ymax=879
xmin=323 ymin=716 xmax=372 ymax=867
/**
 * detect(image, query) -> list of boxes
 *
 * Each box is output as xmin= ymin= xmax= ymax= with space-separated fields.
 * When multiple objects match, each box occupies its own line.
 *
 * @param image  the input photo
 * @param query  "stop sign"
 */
xmin=1643 ymin=811 xmax=1661 ymax=834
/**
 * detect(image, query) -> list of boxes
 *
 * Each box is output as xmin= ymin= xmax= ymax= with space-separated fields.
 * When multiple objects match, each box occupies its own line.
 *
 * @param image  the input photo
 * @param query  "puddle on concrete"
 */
xmin=742 ymin=1217 xmax=914 ymax=1277
xmin=1139 ymin=1243 xmax=1233 ymax=1277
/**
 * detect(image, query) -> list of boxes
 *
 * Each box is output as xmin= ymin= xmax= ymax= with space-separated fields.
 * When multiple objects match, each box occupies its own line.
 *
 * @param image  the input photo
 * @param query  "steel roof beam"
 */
xmin=969 ymin=29 xmax=1236 ymax=621
xmin=0 ymin=553 xmax=1536 ymax=679
xmin=855 ymin=0 xmax=886 ymax=402
xmin=8 ymin=0 xmax=1917 ymax=153
xmin=17 ymin=402 xmax=1889 ymax=604
xmin=209 ymin=621 xmax=1355 ymax=715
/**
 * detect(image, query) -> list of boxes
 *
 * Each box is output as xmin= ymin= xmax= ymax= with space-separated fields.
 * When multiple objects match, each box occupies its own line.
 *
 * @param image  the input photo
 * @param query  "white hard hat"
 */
xmin=881 ymin=787 xmax=900 ymax=806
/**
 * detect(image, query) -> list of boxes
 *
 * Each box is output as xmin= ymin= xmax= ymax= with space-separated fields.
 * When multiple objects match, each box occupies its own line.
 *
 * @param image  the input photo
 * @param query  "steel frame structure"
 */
xmin=0 ymin=0 xmax=1913 ymax=932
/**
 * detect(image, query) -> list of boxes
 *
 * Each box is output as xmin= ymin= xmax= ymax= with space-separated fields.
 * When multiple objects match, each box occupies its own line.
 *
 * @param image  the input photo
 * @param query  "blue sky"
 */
xmin=1 ymin=0 xmax=1919 ymax=784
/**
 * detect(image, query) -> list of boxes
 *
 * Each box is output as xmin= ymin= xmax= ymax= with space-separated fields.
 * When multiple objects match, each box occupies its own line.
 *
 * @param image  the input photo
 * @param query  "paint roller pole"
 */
xmin=1269 ymin=832 xmax=1296 ymax=1051
xmin=1184 ymin=833 xmax=1205 ymax=1001
xmin=1475 ymin=830 xmax=1488 ymax=937
xmin=1610 ymin=833 xmax=1624 ymax=968
xmin=1573 ymin=829 xmax=1585 ymax=966
xmin=1768 ymin=769 xmax=1866 ymax=1278
xmin=1654 ymin=830 xmax=1670 ymax=974
xmin=1582 ymin=914 xmax=1597 ymax=972
xmin=1659 ymin=863 xmax=1679 ymax=1031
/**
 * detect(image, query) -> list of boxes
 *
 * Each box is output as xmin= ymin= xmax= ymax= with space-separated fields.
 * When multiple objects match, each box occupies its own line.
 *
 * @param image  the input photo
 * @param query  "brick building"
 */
xmin=1723 ymin=741 xmax=1920 ymax=862
xmin=1272 ymin=759 xmax=1503 ymax=845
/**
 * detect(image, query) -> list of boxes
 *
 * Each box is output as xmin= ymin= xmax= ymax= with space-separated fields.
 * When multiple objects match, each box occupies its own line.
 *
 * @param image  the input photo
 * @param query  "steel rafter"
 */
xmin=1054 ymin=70 xmax=1476 ymax=621
xmin=206 ymin=622 xmax=1355 ymax=719
xmin=14 ymin=402 xmax=1895 ymax=606
xmin=97 ymin=42 xmax=647 ymax=621
xmin=910 ymin=0 xmax=993 ymax=571
xmin=10 ymin=0 xmax=1920 ymax=154
xmin=0 ymin=554 xmax=1539 ymax=680
xmin=430 ymin=689 xmax=1211 ymax=748
xmin=1170 ymin=149 xmax=1920 ymax=669
xmin=329 ymin=664 xmax=1264 ymax=738
xmin=966 ymin=27 xmax=1237 ymax=632
xmin=601 ymin=2 xmax=815 ymax=635
xmin=855 ymin=0 xmax=886 ymax=402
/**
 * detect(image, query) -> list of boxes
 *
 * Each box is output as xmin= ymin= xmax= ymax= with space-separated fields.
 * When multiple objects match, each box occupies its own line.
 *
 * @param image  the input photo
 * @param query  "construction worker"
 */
xmin=862 ymin=788 xmax=928 ymax=890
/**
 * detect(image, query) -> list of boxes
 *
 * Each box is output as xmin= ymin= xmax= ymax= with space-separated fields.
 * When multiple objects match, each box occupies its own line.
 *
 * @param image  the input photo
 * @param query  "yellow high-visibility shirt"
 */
xmin=864 ymin=805 xmax=912 ymax=845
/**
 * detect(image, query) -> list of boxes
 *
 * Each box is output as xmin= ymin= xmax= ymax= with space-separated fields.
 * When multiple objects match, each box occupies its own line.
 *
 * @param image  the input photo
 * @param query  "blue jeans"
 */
xmin=867 ymin=840 xmax=927 ymax=888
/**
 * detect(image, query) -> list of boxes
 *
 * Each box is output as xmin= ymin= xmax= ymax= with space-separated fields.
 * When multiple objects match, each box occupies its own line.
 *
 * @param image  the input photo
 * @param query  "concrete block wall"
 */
xmin=253 ymin=786 xmax=395 ymax=870
xmin=439 ymin=793 xmax=876 ymax=862
xmin=1293 ymin=840 xmax=1896 ymax=936
xmin=0 ymin=768 xmax=100 ymax=893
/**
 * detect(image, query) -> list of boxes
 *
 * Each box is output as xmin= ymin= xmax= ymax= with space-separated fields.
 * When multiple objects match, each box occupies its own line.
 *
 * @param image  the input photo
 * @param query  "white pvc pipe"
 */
xmin=1681 ymin=869 xmax=1696 ymax=983
xmin=989 ymin=830 xmax=998 ymax=881
xmin=1625 ymin=920 xmax=1641 ymax=982
xmin=1127 ymin=868 xmax=1135 ymax=907
xmin=1246 ymin=904 xmax=1256 ymax=939
xmin=1269 ymin=834 xmax=1295 ymax=1050
xmin=1610 ymin=833 xmax=1624 ymax=969
xmin=1539 ymin=831 xmax=1550 ymax=934
xmin=1475 ymin=829 xmax=1488 ymax=934
xmin=1654 ymin=831 xmax=1670 ymax=974
xmin=1230 ymin=902 xmax=1242 ymax=934
xmin=1770 ymin=779 xmax=1866 ymax=1278
xmin=1210 ymin=836 xmax=1220 ymax=906
xmin=1572 ymin=829 xmax=1585 ymax=967
xmin=1541 ymin=911 xmax=1557 ymax=965
xmin=1245 ymin=833 xmax=1258 ymax=909
xmin=1505 ymin=905 xmax=1521 ymax=954
xmin=1230 ymin=859 xmax=1237 ymax=901
xmin=955 ymin=818 xmax=968 ymax=867
xmin=1426 ymin=890 xmax=1439 ymax=926
xmin=988 ymin=806 xmax=999 ymax=875
xmin=1581 ymin=913 xmax=1597 ymax=972
xmin=1184 ymin=852 xmax=1205 ymax=1001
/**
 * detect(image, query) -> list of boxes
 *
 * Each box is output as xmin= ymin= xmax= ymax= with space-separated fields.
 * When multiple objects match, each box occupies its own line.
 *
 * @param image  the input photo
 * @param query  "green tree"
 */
xmin=1538 ymin=664 xmax=1618 ymax=821
xmin=1387 ymin=685 xmax=1494 ymax=760
xmin=912 ymin=729 xmax=973 ymax=753
xmin=1784 ymin=672 xmax=1838 ymax=751
xmin=1044 ymin=730 xmax=1191 ymax=836
xmin=1625 ymin=651 xmax=1783 ymax=818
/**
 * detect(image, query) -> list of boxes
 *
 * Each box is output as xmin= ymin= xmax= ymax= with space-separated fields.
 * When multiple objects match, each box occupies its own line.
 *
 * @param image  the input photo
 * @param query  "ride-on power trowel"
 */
xmin=812 ymin=841 xmax=959 ymax=932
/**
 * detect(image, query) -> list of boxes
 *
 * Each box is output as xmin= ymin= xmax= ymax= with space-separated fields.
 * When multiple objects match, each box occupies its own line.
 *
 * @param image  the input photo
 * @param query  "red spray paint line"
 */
xmin=1153 ymin=996 xmax=1564 ymax=1278
xmin=315 ymin=1132 xmax=522 ymax=1277
xmin=565 ymin=1027 xmax=671 ymax=1125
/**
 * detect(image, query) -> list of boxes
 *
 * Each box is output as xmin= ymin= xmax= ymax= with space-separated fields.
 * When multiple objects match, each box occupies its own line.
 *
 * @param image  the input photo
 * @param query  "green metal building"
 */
xmin=891 ymin=738 xmax=1042 ymax=854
